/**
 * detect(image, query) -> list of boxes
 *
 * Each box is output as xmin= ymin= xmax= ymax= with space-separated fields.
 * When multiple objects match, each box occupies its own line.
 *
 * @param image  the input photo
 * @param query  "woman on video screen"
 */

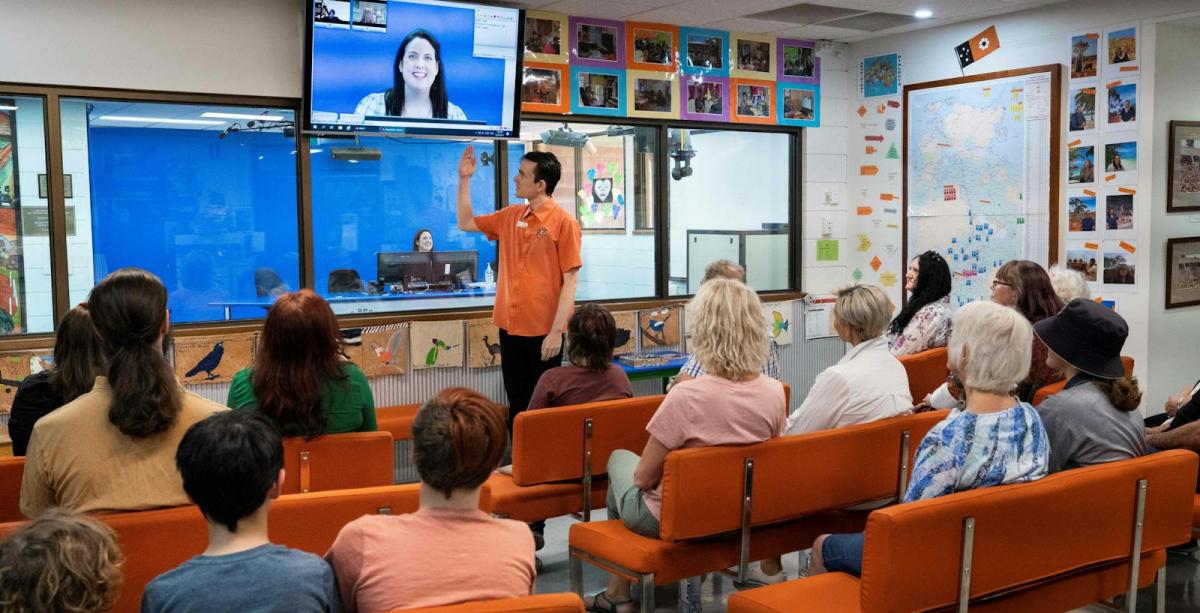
xmin=355 ymin=29 xmax=468 ymax=120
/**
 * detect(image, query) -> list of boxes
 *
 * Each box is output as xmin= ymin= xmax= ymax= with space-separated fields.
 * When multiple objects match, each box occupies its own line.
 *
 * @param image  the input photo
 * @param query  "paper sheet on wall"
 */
xmin=803 ymin=295 xmax=838 ymax=341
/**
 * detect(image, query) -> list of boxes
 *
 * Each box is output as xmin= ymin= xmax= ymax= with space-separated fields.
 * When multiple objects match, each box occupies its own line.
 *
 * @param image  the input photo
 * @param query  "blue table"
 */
xmin=211 ymin=287 xmax=496 ymax=320
xmin=617 ymin=354 xmax=690 ymax=393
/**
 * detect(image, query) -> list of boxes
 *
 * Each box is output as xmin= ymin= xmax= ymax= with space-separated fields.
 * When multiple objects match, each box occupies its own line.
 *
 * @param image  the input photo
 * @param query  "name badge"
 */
xmin=516 ymin=220 xmax=529 ymax=228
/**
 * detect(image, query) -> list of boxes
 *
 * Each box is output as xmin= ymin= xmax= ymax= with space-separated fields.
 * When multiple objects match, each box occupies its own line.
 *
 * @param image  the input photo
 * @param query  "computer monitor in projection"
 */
xmin=306 ymin=0 xmax=523 ymax=138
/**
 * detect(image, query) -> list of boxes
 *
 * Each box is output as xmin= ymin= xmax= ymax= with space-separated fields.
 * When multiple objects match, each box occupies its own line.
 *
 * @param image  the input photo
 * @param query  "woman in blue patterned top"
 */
xmin=810 ymin=300 xmax=1050 ymax=577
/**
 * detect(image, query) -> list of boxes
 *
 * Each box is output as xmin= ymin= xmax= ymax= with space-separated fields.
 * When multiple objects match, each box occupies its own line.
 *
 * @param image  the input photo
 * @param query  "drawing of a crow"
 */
xmin=612 ymin=328 xmax=632 ymax=352
xmin=185 ymin=341 xmax=224 ymax=380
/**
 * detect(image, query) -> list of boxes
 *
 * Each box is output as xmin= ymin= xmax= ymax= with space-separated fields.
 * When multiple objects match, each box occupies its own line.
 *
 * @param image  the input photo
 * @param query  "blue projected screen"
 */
xmin=307 ymin=0 xmax=522 ymax=138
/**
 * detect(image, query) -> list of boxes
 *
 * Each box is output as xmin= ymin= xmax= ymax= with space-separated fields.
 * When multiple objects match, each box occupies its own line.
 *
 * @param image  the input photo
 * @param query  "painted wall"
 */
xmin=802 ymin=44 xmax=851 ymax=295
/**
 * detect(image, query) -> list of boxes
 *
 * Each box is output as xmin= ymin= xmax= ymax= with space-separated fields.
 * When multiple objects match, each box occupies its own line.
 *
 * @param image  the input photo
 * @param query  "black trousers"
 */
xmin=499 ymin=329 xmax=563 ymax=429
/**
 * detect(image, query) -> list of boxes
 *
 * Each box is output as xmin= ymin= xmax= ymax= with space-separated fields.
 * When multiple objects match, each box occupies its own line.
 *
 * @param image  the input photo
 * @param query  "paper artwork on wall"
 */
xmin=174 ymin=332 xmax=256 ymax=384
xmin=576 ymin=145 xmax=627 ymax=231
xmin=611 ymin=311 xmax=638 ymax=355
xmin=410 ymin=320 xmax=465 ymax=369
xmin=354 ymin=323 xmax=408 ymax=377
xmin=761 ymin=301 xmax=793 ymax=346
xmin=0 ymin=352 xmax=32 ymax=413
xmin=860 ymin=53 xmax=900 ymax=98
xmin=639 ymin=306 xmax=680 ymax=349
xmin=467 ymin=319 xmax=503 ymax=368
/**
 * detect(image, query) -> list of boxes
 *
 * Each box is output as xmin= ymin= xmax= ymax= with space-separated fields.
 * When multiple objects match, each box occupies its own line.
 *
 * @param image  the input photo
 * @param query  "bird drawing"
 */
xmin=641 ymin=309 xmax=673 ymax=347
xmin=770 ymin=311 xmax=790 ymax=339
xmin=481 ymin=335 xmax=502 ymax=366
xmin=612 ymin=327 xmax=632 ymax=353
xmin=425 ymin=338 xmax=458 ymax=366
xmin=185 ymin=341 xmax=225 ymax=380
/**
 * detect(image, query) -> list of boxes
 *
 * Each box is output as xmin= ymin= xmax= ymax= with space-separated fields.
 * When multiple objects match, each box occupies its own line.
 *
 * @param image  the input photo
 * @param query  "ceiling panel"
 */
xmin=772 ymin=24 xmax=872 ymax=40
xmin=745 ymin=3 xmax=865 ymax=24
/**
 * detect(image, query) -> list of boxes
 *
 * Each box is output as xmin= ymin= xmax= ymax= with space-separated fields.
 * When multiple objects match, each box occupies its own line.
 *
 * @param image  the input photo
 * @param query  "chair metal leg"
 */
xmin=641 ymin=574 xmax=656 ymax=612
xmin=570 ymin=554 xmax=584 ymax=597
xmin=1156 ymin=566 xmax=1166 ymax=613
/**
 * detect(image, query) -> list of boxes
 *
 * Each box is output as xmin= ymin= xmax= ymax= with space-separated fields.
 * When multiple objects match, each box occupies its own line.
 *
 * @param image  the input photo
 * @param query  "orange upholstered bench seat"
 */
xmin=483 ymin=476 xmax=608 ymax=523
xmin=376 ymin=403 xmax=421 ymax=440
xmin=280 ymin=431 xmax=394 ymax=494
xmin=0 ymin=456 xmax=24 ymax=522
xmin=897 ymin=346 xmax=948 ymax=402
xmin=398 ymin=593 xmax=585 ymax=612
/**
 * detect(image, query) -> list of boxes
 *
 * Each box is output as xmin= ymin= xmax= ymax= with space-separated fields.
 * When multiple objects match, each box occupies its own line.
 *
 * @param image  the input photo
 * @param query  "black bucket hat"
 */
xmin=1033 ymin=298 xmax=1127 ymax=379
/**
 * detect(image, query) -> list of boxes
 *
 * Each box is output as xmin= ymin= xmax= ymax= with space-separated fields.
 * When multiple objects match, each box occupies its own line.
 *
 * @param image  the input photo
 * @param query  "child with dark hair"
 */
xmin=326 ymin=388 xmax=534 ymax=612
xmin=0 ymin=509 xmax=123 ymax=613
xmin=528 ymin=304 xmax=632 ymax=409
xmin=141 ymin=412 xmax=339 ymax=613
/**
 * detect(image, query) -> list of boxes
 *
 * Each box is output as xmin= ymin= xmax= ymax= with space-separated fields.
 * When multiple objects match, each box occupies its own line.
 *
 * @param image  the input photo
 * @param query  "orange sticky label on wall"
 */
xmin=1083 ymin=189 xmax=1096 ymax=197
xmin=865 ymin=146 xmax=877 ymax=154
xmin=1067 ymin=139 xmax=1082 ymax=147
xmin=1119 ymin=187 xmax=1137 ymax=195
xmin=1106 ymin=80 xmax=1122 ymax=89
xmin=856 ymin=206 xmax=873 ymax=216
xmin=1081 ymin=87 xmax=1096 ymax=94
xmin=1119 ymin=241 xmax=1136 ymax=254
xmin=1120 ymin=66 xmax=1138 ymax=72
xmin=1086 ymin=33 xmax=1099 ymax=39
xmin=1105 ymin=174 xmax=1117 ymax=182
xmin=1084 ymin=242 xmax=1099 ymax=250
xmin=880 ymin=193 xmax=896 ymax=201
xmin=860 ymin=165 xmax=879 ymax=176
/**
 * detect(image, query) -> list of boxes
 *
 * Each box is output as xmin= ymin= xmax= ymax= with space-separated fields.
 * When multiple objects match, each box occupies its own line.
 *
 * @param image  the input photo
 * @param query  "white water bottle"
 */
xmin=484 ymin=263 xmax=494 ymax=286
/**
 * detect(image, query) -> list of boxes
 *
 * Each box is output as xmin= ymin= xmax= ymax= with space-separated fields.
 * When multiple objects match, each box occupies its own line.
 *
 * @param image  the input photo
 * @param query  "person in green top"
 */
xmin=227 ymin=289 xmax=376 ymax=439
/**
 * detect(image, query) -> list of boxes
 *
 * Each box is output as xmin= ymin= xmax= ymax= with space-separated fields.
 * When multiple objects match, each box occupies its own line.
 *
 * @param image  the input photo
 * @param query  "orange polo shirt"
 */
xmin=475 ymin=199 xmax=582 ymax=337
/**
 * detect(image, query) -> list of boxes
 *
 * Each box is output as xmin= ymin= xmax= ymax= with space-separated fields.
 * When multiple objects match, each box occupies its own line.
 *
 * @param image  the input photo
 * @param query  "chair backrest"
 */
xmin=858 ymin=450 xmax=1197 ymax=613
xmin=657 ymin=410 xmax=947 ymax=542
xmin=397 ymin=593 xmax=586 ymax=612
xmin=377 ymin=403 xmax=422 ymax=440
xmin=0 ymin=485 xmax=420 ymax=613
xmin=280 ymin=431 xmax=394 ymax=494
xmin=1032 ymin=355 xmax=1135 ymax=406
xmin=897 ymin=347 xmax=948 ymax=403
xmin=328 ymin=268 xmax=364 ymax=293
xmin=511 ymin=395 xmax=664 ymax=486
xmin=0 ymin=456 xmax=24 ymax=522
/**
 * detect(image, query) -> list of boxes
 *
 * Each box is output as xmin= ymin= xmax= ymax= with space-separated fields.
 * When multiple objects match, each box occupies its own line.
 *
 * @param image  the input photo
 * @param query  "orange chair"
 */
xmin=1032 ymin=355 xmax=1135 ymax=406
xmin=568 ymin=411 xmax=946 ymax=612
xmin=376 ymin=403 xmax=422 ymax=441
xmin=0 ymin=456 xmax=23 ymax=522
xmin=728 ymin=450 xmax=1197 ymax=613
xmin=280 ymin=431 xmax=393 ymax=494
xmin=897 ymin=347 xmax=948 ymax=403
xmin=398 ymin=593 xmax=585 ymax=612
xmin=0 ymin=485 xmax=420 ymax=613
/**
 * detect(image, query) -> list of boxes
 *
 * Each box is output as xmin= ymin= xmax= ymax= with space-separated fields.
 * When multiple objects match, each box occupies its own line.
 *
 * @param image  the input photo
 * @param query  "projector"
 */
xmin=540 ymin=128 xmax=589 ymax=148
xmin=331 ymin=146 xmax=382 ymax=161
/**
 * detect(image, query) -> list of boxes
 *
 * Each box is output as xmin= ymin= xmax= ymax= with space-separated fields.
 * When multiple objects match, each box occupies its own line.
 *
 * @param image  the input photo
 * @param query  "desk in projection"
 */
xmin=210 ymin=288 xmax=497 ymax=320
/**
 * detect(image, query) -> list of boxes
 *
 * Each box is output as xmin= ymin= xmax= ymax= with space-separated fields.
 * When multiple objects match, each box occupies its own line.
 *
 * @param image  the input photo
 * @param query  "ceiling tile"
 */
xmin=745 ymin=3 xmax=865 ymax=24
xmin=702 ymin=18 xmax=799 ymax=33
xmin=773 ymin=24 xmax=868 ymax=39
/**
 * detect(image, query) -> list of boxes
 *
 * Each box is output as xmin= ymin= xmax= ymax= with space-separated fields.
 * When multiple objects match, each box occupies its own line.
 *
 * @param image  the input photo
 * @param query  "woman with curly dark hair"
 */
xmin=888 ymin=250 xmax=952 ymax=356
xmin=0 ymin=508 xmax=124 ymax=613
xmin=528 ymin=304 xmax=632 ymax=409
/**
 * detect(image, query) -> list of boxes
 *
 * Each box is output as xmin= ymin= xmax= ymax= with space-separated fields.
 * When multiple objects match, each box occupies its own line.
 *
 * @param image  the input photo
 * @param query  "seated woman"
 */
xmin=528 ymin=304 xmax=632 ymax=409
xmin=1034 ymin=299 xmax=1146 ymax=472
xmin=326 ymin=387 xmax=534 ymax=612
xmin=812 ymin=301 xmax=1049 ymax=577
xmin=8 ymin=305 xmax=105 ymax=456
xmin=588 ymin=278 xmax=786 ymax=612
xmin=888 ymin=250 xmax=952 ymax=356
xmin=0 ymin=508 xmax=123 ymax=613
xmin=20 ymin=269 xmax=227 ymax=516
xmin=787 ymin=283 xmax=912 ymax=435
xmin=1048 ymin=265 xmax=1091 ymax=304
xmin=413 ymin=228 xmax=434 ymax=253
xmin=228 ymin=289 xmax=376 ymax=439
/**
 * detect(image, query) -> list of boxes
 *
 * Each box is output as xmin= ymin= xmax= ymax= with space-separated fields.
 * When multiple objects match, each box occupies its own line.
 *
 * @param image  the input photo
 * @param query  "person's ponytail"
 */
xmin=1094 ymin=375 xmax=1142 ymax=412
xmin=88 ymin=269 xmax=181 ymax=438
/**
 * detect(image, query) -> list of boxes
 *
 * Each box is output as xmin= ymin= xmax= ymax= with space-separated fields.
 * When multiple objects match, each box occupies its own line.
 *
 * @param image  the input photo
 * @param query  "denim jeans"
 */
xmin=821 ymin=532 xmax=865 ymax=577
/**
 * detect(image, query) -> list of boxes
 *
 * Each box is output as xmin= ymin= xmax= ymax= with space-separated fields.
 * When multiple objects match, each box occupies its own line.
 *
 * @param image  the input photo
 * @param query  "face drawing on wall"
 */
xmin=592 ymin=177 xmax=614 ymax=203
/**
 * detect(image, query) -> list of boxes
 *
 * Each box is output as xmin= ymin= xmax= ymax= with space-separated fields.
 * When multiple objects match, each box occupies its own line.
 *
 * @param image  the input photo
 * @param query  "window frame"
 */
xmin=0 ymin=82 xmax=803 ymax=349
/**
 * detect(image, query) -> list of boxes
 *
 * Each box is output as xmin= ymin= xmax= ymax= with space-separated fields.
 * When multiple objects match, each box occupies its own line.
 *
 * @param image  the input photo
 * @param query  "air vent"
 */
xmin=824 ymin=11 xmax=922 ymax=31
xmin=745 ymin=3 xmax=864 ymax=25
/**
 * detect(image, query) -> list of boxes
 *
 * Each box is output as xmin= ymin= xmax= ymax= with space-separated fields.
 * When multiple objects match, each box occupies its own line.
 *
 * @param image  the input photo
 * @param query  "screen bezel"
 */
xmin=302 ymin=0 xmax=525 ymax=139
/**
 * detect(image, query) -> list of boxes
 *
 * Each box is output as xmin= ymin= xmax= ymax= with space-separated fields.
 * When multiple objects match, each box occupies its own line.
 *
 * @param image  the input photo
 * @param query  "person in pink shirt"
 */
xmin=587 ymin=278 xmax=787 ymax=613
xmin=325 ymin=388 xmax=535 ymax=612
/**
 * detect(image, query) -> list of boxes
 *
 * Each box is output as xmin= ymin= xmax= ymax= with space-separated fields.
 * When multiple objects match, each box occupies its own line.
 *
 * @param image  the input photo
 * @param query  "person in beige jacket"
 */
xmin=20 ymin=268 xmax=226 ymax=517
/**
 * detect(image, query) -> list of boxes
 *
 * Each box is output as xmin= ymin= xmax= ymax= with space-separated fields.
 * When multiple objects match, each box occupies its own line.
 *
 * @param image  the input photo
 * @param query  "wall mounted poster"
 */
xmin=576 ymin=142 xmax=626 ymax=231
xmin=1104 ymin=22 xmax=1139 ymax=76
xmin=570 ymin=66 xmax=626 ymax=117
xmin=1066 ymin=188 xmax=1098 ymax=235
xmin=761 ymin=301 xmax=794 ymax=346
xmin=861 ymin=53 xmax=900 ymax=98
xmin=1067 ymin=85 xmax=1096 ymax=133
xmin=904 ymin=66 xmax=1059 ymax=307
xmin=355 ymin=323 xmax=407 ymax=377
xmin=681 ymin=76 xmax=729 ymax=122
xmin=627 ymin=22 xmax=679 ymax=72
xmin=174 ymin=332 xmax=256 ymax=384
xmin=1104 ymin=78 xmax=1137 ymax=132
xmin=730 ymin=32 xmax=775 ymax=80
xmin=569 ymin=16 xmax=626 ymax=68
xmin=1068 ymin=137 xmax=1096 ymax=185
xmin=1069 ymin=31 xmax=1099 ymax=80
xmin=1168 ymin=121 xmax=1200 ymax=212
xmin=681 ymin=27 xmax=729 ymax=76
xmin=639 ymin=306 xmax=680 ymax=348
xmin=524 ymin=11 xmax=568 ymax=63
xmin=1166 ymin=237 xmax=1200 ymax=309
xmin=0 ymin=104 xmax=25 ymax=335
xmin=521 ymin=62 xmax=569 ymax=114
xmin=779 ymin=84 xmax=819 ymax=127
xmin=627 ymin=70 xmax=680 ymax=119
xmin=410 ymin=320 xmax=464 ymax=369
xmin=1065 ymin=239 xmax=1098 ymax=283
xmin=467 ymin=318 xmax=502 ymax=368
xmin=1102 ymin=137 xmax=1137 ymax=185
xmin=779 ymin=39 xmax=819 ymax=85
xmin=1102 ymin=239 xmax=1137 ymax=291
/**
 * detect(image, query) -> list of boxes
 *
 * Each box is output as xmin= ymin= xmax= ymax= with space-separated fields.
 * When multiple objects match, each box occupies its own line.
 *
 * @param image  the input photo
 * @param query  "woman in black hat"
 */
xmin=1034 ymin=299 xmax=1147 ymax=472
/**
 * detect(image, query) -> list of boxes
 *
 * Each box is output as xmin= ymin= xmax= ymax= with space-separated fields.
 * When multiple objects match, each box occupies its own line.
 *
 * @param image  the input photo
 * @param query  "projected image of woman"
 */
xmin=355 ymin=29 xmax=468 ymax=120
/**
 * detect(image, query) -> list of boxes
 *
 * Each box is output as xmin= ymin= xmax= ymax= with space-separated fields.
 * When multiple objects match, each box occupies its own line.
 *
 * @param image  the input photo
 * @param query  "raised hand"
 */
xmin=459 ymin=144 xmax=478 ymax=178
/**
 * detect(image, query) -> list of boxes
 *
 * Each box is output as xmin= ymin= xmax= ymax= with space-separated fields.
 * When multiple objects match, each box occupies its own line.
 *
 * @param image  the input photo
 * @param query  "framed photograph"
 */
xmin=570 ymin=66 xmax=626 ymax=117
xmin=1167 ymin=237 xmax=1200 ymax=308
xmin=569 ymin=17 xmax=625 ymax=68
xmin=1067 ymin=85 xmax=1096 ymax=133
xmin=778 ymin=39 xmax=819 ymax=85
xmin=627 ymin=22 xmax=678 ymax=72
xmin=1168 ymin=121 xmax=1200 ymax=212
xmin=778 ymin=84 xmax=819 ymax=127
xmin=1104 ymin=79 xmax=1137 ymax=131
xmin=524 ymin=11 xmax=568 ymax=63
xmin=730 ymin=78 xmax=776 ymax=125
xmin=680 ymin=75 xmax=728 ymax=122
xmin=626 ymin=70 xmax=679 ymax=119
xmin=1069 ymin=31 xmax=1099 ymax=80
xmin=1104 ymin=22 xmax=1138 ymax=76
xmin=521 ymin=62 xmax=568 ymax=114
xmin=730 ymin=32 xmax=775 ymax=80
xmin=680 ymin=27 xmax=729 ymax=76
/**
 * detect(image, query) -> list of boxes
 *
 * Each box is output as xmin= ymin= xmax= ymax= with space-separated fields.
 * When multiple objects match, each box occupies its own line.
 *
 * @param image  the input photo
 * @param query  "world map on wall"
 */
xmin=907 ymin=72 xmax=1052 ymax=306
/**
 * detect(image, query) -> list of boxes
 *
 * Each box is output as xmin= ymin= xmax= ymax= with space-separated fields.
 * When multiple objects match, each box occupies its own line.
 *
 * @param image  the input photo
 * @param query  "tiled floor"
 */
xmin=534 ymin=514 xmax=1200 ymax=612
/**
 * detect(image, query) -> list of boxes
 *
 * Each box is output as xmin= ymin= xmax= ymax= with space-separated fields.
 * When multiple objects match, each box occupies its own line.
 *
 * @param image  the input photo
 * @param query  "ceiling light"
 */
xmin=201 ymin=112 xmax=286 ymax=121
xmin=98 ymin=115 xmax=225 ymax=126
xmin=0 ymin=105 xmax=17 ymax=111
xmin=914 ymin=9 xmax=933 ymax=18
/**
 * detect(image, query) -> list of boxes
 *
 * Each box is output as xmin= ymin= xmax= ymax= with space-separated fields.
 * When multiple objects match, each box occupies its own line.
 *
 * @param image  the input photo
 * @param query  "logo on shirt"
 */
xmin=536 ymin=227 xmax=549 ymax=239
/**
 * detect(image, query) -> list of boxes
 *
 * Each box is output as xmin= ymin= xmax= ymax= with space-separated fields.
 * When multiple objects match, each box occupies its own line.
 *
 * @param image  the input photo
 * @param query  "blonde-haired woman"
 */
xmin=810 ymin=301 xmax=1049 ymax=578
xmin=588 ymin=278 xmax=786 ymax=613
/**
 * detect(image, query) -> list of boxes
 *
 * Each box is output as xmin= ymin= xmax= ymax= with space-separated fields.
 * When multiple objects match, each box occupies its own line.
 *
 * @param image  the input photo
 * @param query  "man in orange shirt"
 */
xmin=457 ymin=145 xmax=582 ymax=426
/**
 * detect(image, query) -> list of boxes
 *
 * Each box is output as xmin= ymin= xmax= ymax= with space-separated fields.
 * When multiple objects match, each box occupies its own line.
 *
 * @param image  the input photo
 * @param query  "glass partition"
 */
xmin=0 ymin=95 xmax=54 ymax=334
xmin=667 ymin=127 xmax=791 ymax=295
xmin=61 ymin=99 xmax=301 ymax=324
xmin=510 ymin=120 xmax=658 ymax=301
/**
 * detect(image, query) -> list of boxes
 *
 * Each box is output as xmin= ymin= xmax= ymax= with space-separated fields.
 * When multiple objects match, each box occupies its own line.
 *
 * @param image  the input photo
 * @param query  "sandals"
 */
xmin=586 ymin=591 xmax=634 ymax=613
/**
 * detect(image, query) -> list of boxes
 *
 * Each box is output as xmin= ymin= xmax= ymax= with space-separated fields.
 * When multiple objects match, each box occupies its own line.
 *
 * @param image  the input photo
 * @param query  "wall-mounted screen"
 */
xmin=306 ymin=0 xmax=522 ymax=138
